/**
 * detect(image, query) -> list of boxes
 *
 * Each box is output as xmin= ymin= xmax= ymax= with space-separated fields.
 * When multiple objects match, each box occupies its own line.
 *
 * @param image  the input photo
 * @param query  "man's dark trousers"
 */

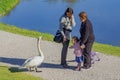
xmin=83 ymin=41 xmax=94 ymax=68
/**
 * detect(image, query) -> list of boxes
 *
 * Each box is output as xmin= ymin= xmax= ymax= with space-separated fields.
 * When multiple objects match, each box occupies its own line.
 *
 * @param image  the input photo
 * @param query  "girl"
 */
xmin=69 ymin=36 xmax=84 ymax=71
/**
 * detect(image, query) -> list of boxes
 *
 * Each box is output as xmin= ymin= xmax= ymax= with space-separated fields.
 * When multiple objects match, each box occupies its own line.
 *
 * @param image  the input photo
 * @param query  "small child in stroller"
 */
xmin=90 ymin=51 xmax=100 ymax=64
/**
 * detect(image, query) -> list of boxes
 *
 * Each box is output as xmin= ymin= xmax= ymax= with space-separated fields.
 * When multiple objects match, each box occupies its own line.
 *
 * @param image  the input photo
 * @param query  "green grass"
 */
xmin=0 ymin=23 xmax=120 ymax=57
xmin=0 ymin=0 xmax=20 ymax=16
xmin=93 ymin=42 xmax=120 ymax=57
xmin=0 ymin=65 xmax=42 ymax=80
xmin=0 ymin=23 xmax=54 ymax=41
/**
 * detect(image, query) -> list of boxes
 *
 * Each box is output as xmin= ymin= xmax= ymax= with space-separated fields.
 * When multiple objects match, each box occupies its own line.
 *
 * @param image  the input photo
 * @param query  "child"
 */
xmin=69 ymin=36 xmax=84 ymax=71
xmin=70 ymin=36 xmax=100 ymax=71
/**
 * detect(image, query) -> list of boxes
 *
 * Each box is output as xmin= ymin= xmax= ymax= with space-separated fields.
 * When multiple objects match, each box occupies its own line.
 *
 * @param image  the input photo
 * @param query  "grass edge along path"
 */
xmin=0 ymin=65 xmax=42 ymax=80
xmin=93 ymin=42 xmax=120 ymax=57
xmin=0 ymin=23 xmax=120 ymax=57
xmin=0 ymin=23 xmax=54 ymax=41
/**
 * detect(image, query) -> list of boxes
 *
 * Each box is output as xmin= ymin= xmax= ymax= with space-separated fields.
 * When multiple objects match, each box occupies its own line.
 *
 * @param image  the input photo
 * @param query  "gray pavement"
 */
xmin=0 ymin=31 xmax=120 ymax=80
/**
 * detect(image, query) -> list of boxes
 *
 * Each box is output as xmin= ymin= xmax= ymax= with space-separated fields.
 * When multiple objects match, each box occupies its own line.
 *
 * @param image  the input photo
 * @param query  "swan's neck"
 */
xmin=38 ymin=38 xmax=44 ymax=58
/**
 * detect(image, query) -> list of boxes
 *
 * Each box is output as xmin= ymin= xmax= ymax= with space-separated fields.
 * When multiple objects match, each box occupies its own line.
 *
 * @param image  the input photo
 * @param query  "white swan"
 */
xmin=22 ymin=36 xmax=44 ymax=72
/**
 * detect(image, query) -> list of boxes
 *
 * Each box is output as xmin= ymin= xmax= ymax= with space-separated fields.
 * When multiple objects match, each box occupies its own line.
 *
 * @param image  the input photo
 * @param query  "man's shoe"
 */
xmin=82 ymin=66 xmax=91 ymax=69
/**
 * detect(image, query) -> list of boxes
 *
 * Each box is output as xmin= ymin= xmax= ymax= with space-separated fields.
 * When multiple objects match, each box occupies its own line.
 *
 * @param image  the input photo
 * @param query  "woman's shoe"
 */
xmin=62 ymin=64 xmax=70 ymax=68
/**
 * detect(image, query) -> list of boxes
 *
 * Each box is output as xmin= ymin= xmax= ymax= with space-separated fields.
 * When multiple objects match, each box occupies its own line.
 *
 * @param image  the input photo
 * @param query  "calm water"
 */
xmin=0 ymin=0 xmax=120 ymax=46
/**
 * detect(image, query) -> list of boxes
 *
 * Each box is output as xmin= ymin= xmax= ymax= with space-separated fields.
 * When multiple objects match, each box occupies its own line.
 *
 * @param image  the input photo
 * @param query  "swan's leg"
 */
xmin=27 ymin=67 xmax=32 ymax=71
xmin=30 ymin=67 xmax=32 ymax=71
xmin=35 ymin=66 xmax=38 ymax=72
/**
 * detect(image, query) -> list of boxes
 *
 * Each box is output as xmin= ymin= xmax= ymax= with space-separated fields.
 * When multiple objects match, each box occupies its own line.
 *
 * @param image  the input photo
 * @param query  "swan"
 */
xmin=22 ymin=36 xmax=44 ymax=72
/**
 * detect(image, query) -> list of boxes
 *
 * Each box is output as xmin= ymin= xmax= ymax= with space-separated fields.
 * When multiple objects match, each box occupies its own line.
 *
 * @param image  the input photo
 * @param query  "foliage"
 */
xmin=0 ymin=0 xmax=20 ymax=16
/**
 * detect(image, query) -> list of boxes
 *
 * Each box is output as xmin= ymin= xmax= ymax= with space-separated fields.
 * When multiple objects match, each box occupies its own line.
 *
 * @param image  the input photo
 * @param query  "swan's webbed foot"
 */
xmin=35 ymin=67 xmax=42 ymax=72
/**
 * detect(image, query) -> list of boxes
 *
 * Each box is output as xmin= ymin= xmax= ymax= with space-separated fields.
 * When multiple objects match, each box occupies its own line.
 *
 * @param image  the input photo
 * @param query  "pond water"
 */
xmin=0 ymin=0 xmax=120 ymax=46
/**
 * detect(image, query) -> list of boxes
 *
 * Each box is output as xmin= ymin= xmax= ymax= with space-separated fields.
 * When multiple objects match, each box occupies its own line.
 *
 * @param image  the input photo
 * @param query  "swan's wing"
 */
xmin=22 ymin=57 xmax=33 ymax=67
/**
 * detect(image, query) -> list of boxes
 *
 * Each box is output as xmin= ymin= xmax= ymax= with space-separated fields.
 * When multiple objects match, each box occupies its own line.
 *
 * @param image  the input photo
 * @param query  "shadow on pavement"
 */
xmin=0 ymin=57 xmax=25 ymax=66
xmin=9 ymin=67 xmax=28 ymax=73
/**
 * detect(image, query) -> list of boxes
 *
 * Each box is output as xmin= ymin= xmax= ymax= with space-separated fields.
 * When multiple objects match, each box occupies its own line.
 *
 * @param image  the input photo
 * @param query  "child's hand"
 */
xmin=80 ymin=44 xmax=85 ymax=49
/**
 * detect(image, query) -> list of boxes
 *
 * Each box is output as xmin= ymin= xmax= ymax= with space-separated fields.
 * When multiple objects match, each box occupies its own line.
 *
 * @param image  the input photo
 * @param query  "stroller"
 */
xmin=90 ymin=51 xmax=100 ymax=64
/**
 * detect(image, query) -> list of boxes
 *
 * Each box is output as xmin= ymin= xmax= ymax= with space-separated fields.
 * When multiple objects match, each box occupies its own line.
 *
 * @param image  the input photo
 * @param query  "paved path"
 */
xmin=0 ymin=31 xmax=120 ymax=80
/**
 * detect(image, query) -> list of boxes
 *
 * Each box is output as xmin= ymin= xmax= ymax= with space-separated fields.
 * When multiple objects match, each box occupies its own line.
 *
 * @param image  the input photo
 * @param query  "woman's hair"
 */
xmin=79 ymin=11 xmax=87 ymax=19
xmin=64 ymin=7 xmax=73 ymax=16
xmin=72 ymin=36 xmax=79 ymax=42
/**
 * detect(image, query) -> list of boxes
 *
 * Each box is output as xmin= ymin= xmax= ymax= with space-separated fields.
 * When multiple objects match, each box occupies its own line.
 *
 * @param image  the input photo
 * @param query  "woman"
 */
xmin=79 ymin=11 xmax=95 ymax=69
xmin=59 ymin=7 xmax=76 ymax=68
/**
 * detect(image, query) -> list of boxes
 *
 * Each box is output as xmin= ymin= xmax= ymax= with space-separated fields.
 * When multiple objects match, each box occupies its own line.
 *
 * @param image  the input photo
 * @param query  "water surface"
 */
xmin=0 ymin=0 xmax=120 ymax=46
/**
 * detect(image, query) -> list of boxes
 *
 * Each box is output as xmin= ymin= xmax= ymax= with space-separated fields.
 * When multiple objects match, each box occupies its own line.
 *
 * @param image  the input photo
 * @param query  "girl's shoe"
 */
xmin=75 ymin=67 xmax=81 ymax=71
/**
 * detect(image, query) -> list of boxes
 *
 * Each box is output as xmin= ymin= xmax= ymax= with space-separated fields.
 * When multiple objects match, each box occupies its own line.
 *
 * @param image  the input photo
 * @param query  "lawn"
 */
xmin=0 ymin=65 xmax=42 ymax=80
